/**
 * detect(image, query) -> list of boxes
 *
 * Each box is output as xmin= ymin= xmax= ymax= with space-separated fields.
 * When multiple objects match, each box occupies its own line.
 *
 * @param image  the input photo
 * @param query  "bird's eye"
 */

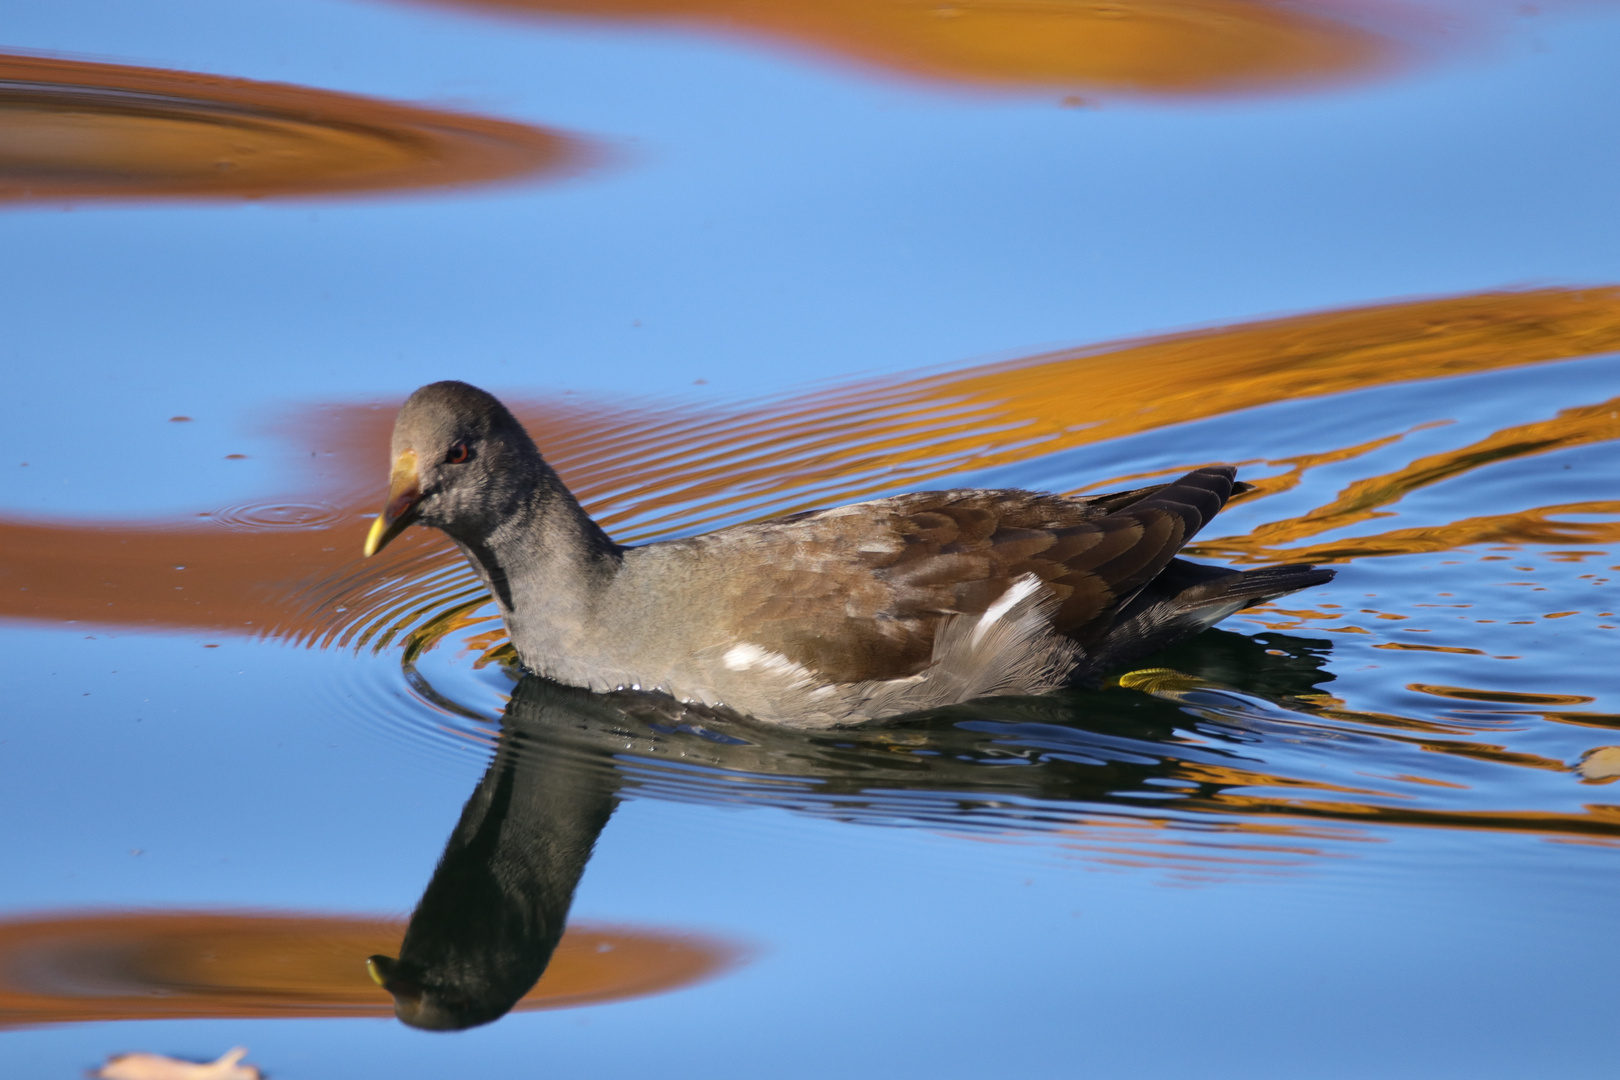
xmin=446 ymin=442 xmax=471 ymax=465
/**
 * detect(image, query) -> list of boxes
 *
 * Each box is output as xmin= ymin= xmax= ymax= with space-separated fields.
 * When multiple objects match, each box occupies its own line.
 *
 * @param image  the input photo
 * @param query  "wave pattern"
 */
xmin=0 ymin=53 xmax=591 ymax=202
xmin=354 ymin=603 xmax=1620 ymax=880
xmin=0 ymin=911 xmax=741 ymax=1027
xmin=8 ymin=286 xmax=1620 ymax=651
xmin=294 ymin=287 xmax=1620 ymax=652
xmin=5 ymin=288 xmax=1620 ymax=869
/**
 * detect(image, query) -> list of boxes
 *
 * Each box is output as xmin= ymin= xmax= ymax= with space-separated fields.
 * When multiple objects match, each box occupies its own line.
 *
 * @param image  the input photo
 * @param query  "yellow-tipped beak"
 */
xmin=366 ymin=955 xmax=393 ymax=988
xmin=363 ymin=450 xmax=422 ymax=557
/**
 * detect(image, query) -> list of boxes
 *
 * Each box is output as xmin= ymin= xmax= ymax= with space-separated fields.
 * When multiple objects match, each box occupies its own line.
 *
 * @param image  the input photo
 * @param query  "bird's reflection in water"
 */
xmin=372 ymin=627 xmax=1333 ymax=1030
xmin=366 ymin=687 xmax=621 ymax=1030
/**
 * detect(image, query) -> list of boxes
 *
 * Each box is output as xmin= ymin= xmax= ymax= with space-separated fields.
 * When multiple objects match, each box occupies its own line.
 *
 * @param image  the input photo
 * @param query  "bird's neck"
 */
xmin=446 ymin=464 xmax=622 ymax=647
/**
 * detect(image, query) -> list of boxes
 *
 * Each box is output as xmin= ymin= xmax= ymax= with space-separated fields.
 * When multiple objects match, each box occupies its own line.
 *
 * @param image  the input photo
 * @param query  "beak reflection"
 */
xmin=365 ymin=955 xmax=396 ymax=988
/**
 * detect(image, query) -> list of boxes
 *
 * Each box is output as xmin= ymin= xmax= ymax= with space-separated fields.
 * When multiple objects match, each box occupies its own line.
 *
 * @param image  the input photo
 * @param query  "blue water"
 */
xmin=4 ymin=1 xmax=1620 ymax=1076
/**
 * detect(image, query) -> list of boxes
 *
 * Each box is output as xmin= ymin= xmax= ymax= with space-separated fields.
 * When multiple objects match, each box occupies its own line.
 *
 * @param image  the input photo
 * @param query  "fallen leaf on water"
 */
xmin=94 ymin=1046 xmax=261 ymax=1080
xmin=1575 ymin=746 xmax=1620 ymax=784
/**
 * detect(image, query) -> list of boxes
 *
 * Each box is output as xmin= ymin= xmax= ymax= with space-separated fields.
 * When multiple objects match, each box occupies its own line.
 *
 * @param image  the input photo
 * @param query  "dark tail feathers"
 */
xmin=1081 ymin=559 xmax=1335 ymax=676
xmin=1180 ymin=563 xmax=1336 ymax=610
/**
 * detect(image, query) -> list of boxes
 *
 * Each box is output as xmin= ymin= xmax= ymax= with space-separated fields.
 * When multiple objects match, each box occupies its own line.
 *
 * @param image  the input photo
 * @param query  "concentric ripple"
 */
xmin=0 ymin=910 xmax=742 ymax=1027
xmin=5 ymin=288 xmax=1620 ymax=876
xmin=8 ymin=287 xmax=1620 ymax=647
xmin=337 ymin=538 xmax=1620 ymax=877
xmin=284 ymin=287 xmax=1620 ymax=654
xmin=205 ymin=501 xmax=346 ymax=530
xmin=0 ymin=53 xmax=592 ymax=202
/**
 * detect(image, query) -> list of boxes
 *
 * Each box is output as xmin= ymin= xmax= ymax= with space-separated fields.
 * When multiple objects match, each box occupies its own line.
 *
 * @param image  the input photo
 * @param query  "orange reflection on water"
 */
xmin=1206 ymin=500 xmax=1620 ymax=564
xmin=0 ymin=911 xmax=740 ymax=1028
xmin=1120 ymin=668 xmax=1620 ymax=838
xmin=5 ymin=287 xmax=1620 ymax=645
xmin=0 ymin=54 xmax=590 ymax=202
xmin=426 ymin=0 xmax=1394 ymax=95
xmin=1200 ymin=395 xmax=1620 ymax=563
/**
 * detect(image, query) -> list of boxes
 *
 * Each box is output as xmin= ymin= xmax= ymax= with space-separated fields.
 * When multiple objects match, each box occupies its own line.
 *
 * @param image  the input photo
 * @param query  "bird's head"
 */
xmin=363 ymin=380 xmax=542 ymax=557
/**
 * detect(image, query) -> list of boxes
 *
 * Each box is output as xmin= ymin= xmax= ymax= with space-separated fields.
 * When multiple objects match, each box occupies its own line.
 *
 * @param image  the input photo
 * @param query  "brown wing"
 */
xmin=731 ymin=468 xmax=1238 ymax=683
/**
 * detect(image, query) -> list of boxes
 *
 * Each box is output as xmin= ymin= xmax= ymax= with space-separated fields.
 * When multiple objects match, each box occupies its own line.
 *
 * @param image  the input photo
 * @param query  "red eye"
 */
xmin=446 ymin=442 xmax=470 ymax=465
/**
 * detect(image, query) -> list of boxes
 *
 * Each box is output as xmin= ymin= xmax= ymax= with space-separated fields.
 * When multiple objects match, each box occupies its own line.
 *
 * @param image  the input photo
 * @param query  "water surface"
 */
xmin=3 ymin=1 xmax=1619 ymax=1076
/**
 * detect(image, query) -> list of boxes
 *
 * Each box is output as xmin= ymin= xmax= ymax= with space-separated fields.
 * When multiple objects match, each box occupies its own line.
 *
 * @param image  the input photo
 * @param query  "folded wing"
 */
xmin=738 ymin=467 xmax=1250 ymax=683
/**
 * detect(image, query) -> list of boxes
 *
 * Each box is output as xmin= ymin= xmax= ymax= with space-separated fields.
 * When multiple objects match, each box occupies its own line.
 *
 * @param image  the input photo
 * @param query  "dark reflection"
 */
xmin=369 ymin=690 xmax=622 ymax=1030
xmin=379 ymin=627 xmax=1333 ymax=1029
xmin=1146 ymin=623 xmax=1335 ymax=705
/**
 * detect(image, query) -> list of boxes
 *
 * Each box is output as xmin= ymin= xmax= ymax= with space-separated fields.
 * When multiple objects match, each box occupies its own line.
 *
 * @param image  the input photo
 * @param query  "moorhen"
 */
xmin=363 ymin=381 xmax=1331 ymax=725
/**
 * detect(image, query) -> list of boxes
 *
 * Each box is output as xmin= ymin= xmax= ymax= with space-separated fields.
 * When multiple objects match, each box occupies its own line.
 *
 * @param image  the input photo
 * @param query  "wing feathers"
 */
xmin=1043 ymin=467 xmax=1237 ymax=631
xmin=735 ymin=466 xmax=1275 ymax=685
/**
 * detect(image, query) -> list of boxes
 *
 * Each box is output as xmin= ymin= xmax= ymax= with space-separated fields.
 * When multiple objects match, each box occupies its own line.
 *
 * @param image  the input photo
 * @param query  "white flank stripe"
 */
xmin=724 ymin=643 xmax=771 ymax=671
xmin=972 ymin=574 xmax=1042 ymax=646
xmin=723 ymin=643 xmax=814 ymax=684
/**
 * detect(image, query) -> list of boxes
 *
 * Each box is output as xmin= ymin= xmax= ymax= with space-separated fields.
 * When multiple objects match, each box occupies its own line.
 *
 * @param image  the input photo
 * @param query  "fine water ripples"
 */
xmin=0 ymin=53 xmax=591 ymax=203
xmin=206 ymin=501 xmax=346 ymax=530
xmin=0 ymin=911 xmax=741 ymax=1028
xmin=273 ymin=287 xmax=1620 ymax=650
xmin=261 ymin=294 xmax=1620 ymax=873
xmin=388 ymin=601 xmax=1620 ymax=872
xmin=10 ymin=288 xmax=1619 ymax=645
xmin=6 ymin=0 xmax=1620 ymax=1063
xmin=320 ymin=604 xmax=517 ymax=766
xmin=6 ymin=288 xmax=1620 ymax=871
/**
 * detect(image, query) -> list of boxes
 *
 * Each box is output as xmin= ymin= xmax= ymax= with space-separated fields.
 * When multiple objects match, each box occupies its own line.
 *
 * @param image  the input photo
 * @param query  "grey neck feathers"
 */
xmin=445 ymin=460 xmax=622 ymax=634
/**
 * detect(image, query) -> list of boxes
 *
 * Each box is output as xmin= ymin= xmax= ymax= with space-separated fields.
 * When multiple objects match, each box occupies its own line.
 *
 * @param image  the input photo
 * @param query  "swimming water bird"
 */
xmin=363 ymin=380 xmax=1333 ymax=725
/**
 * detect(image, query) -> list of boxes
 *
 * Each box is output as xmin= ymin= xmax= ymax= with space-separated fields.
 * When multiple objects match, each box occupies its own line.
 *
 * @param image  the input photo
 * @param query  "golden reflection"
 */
xmin=0 ymin=911 xmax=739 ymax=1027
xmin=507 ymin=287 xmax=1620 ymax=549
xmin=1205 ymin=500 xmax=1620 ymax=564
xmin=5 ymin=288 xmax=1618 ymax=869
xmin=1407 ymin=685 xmax=1596 ymax=707
xmin=5 ymin=287 xmax=1620 ymax=647
xmin=424 ymin=0 xmax=1394 ymax=95
xmin=0 ymin=54 xmax=590 ymax=201
xmin=1201 ymin=395 xmax=1620 ymax=563
xmin=1120 ymin=668 xmax=1620 ymax=841
xmin=1194 ymin=793 xmax=1620 ymax=839
xmin=1043 ymin=818 xmax=1366 ymax=881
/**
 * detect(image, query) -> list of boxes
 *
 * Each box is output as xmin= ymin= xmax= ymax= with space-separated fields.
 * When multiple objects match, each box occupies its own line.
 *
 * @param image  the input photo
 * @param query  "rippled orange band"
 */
xmin=0 ymin=53 xmax=592 ymax=201
xmin=0 ymin=911 xmax=741 ymax=1027
xmin=3 ymin=287 xmax=1619 ymax=645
